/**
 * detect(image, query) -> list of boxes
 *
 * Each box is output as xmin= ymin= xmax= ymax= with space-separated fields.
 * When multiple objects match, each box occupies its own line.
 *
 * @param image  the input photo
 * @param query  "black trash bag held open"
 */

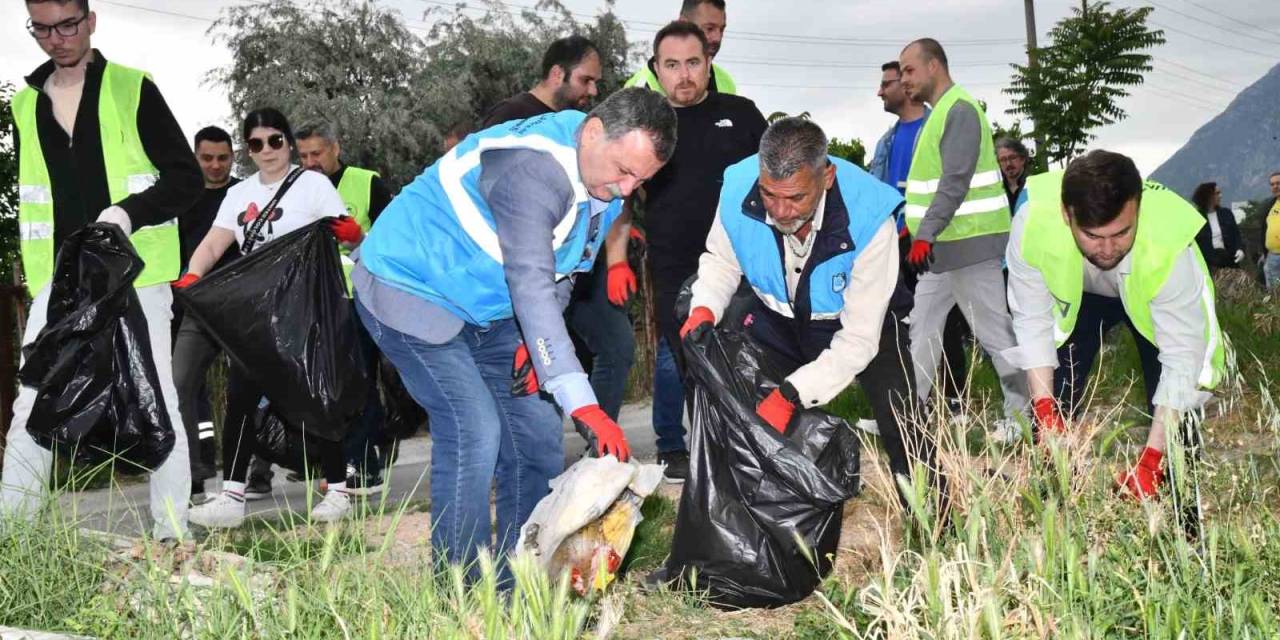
xmin=665 ymin=327 xmax=861 ymax=610
xmin=18 ymin=224 xmax=175 ymax=471
xmin=176 ymin=221 xmax=365 ymax=441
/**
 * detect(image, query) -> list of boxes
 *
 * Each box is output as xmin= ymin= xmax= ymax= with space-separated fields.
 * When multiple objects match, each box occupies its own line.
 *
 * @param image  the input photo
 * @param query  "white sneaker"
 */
xmin=310 ymin=490 xmax=352 ymax=523
xmin=855 ymin=419 xmax=880 ymax=436
xmin=989 ymin=418 xmax=1024 ymax=445
xmin=189 ymin=491 xmax=247 ymax=528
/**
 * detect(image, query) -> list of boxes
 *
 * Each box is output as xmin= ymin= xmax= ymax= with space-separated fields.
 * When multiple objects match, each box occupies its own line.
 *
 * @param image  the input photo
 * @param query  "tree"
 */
xmin=421 ymin=0 xmax=633 ymax=127
xmin=827 ymin=137 xmax=866 ymax=169
xmin=0 ymin=82 xmax=20 ymax=285
xmin=210 ymin=0 xmax=441 ymax=188
xmin=1004 ymin=1 xmax=1165 ymax=166
xmin=210 ymin=0 xmax=636 ymax=189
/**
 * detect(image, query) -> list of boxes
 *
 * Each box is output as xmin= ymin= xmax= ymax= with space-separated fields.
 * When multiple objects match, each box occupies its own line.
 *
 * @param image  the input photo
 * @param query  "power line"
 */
xmin=736 ymin=80 xmax=1009 ymax=91
xmin=1152 ymin=18 xmax=1280 ymax=59
xmin=97 ymin=0 xmax=216 ymax=22
xmin=1144 ymin=84 xmax=1223 ymax=111
xmin=1155 ymin=57 xmax=1247 ymax=91
xmin=716 ymin=57 xmax=1016 ymax=71
xmin=1145 ymin=0 xmax=1280 ymax=47
xmin=416 ymin=0 xmax=1025 ymax=47
xmin=1170 ymin=0 xmax=1280 ymax=41
xmin=1152 ymin=67 xmax=1240 ymax=97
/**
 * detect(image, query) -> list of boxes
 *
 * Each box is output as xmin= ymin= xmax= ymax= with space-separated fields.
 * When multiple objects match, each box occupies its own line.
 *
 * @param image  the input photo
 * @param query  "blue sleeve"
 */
xmin=479 ymin=149 xmax=597 ymax=412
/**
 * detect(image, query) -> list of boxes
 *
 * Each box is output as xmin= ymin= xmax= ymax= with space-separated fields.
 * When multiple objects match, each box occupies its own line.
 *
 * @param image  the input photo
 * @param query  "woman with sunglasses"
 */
xmin=180 ymin=107 xmax=365 ymax=528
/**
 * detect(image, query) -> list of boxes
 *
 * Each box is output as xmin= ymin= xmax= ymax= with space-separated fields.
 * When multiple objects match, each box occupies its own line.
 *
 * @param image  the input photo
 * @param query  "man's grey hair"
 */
xmin=759 ymin=117 xmax=828 ymax=179
xmin=294 ymin=120 xmax=338 ymax=142
xmin=587 ymin=87 xmax=678 ymax=163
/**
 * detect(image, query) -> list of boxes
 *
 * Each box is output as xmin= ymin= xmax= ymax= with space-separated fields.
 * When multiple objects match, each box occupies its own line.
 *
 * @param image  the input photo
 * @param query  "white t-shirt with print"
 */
xmin=213 ymin=166 xmax=346 ymax=251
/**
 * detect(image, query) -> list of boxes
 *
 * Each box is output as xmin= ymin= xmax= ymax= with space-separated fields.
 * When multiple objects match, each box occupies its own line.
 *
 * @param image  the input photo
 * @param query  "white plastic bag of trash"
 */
xmin=515 ymin=456 xmax=665 ymax=596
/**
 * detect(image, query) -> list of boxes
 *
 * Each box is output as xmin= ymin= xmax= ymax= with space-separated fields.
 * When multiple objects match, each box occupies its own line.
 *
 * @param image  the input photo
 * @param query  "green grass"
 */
xmin=2 ymin=271 xmax=1277 ymax=638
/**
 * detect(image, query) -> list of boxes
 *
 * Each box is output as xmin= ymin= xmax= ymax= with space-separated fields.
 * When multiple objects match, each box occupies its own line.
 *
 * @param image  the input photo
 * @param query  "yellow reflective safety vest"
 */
xmin=336 ymin=166 xmax=378 ymax=232
xmin=13 ymin=61 xmax=179 ymax=294
xmin=1021 ymin=171 xmax=1225 ymax=390
xmin=904 ymin=84 xmax=1010 ymax=242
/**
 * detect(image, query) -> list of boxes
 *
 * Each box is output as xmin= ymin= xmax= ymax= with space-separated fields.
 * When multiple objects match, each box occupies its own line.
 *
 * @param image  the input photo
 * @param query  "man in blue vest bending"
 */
xmin=352 ymin=88 xmax=677 ymax=571
xmin=682 ymin=117 xmax=942 ymax=515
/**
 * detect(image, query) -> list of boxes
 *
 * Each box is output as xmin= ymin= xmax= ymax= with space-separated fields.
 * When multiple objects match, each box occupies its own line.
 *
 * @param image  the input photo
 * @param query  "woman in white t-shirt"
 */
xmin=179 ymin=108 xmax=365 ymax=529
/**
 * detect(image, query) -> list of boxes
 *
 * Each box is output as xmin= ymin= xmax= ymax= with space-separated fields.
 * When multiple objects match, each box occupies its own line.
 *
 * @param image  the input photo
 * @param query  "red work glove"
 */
xmin=173 ymin=273 xmax=201 ymax=289
xmin=1117 ymin=446 xmax=1165 ymax=501
xmin=328 ymin=215 xmax=363 ymax=244
xmin=680 ymin=306 xmax=716 ymax=341
xmin=1032 ymin=397 xmax=1066 ymax=441
xmin=511 ymin=342 xmax=539 ymax=397
xmin=628 ymin=226 xmax=646 ymax=244
xmin=606 ymin=262 xmax=637 ymax=307
xmin=906 ymin=239 xmax=934 ymax=274
xmin=756 ymin=383 xmax=799 ymax=434
xmin=570 ymin=404 xmax=631 ymax=461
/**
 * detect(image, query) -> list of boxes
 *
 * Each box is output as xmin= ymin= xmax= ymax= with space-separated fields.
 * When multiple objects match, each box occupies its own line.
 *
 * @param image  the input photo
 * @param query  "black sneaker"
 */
xmin=243 ymin=475 xmax=273 ymax=501
xmin=657 ymin=450 xmax=689 ymax=484
xmin=346 ymin=469 xmax=384 ymax=497
xmin=191 ymin=479 xmax=207 ymax=502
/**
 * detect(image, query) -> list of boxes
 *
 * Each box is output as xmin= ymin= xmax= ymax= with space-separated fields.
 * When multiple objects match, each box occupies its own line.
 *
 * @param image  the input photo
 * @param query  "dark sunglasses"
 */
xmin=27 ymin=14 xmax=88 ymax=39
xmin=246 ymin=134 xmax=286 ymax=154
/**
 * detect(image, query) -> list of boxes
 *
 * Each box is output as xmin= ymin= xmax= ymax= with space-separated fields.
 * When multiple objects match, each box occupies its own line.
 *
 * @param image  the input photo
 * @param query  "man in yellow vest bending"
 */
xmin=898 ymin=38 xmax=1029 ymax=434
xmin=295 ymin=121 xmax=394 ymax=495
xmin=1004 ymin=150 xmax=1226 ymax=501
xmin=3 ymin=0 xmax=202 ymax=540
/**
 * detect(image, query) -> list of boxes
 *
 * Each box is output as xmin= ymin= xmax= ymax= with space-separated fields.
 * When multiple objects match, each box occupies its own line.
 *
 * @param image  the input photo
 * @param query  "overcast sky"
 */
xmin=4 ymin=0 xmax=1279 ymax=177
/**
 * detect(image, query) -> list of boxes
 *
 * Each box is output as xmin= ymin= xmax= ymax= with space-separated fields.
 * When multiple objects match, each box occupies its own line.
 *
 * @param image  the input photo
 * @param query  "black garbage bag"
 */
xmin=665 ymin=327 xmax=861 ymax=609
xmin=254 ymin=403 xmax=318 ymax=475
xmin=18 ymin=224 xmax=174 ymax=471
xmin=379 ymin=354 xmax=427 ymax=440
xmin=176 ymin=221 xmax=365 ymax=441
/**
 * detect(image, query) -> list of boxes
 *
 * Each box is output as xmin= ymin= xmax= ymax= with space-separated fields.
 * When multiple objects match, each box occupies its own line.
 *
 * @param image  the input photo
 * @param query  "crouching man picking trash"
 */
xmin=682 ymin=117 xmax=944 ymax=516
xmin=351 ymin=88 xmax=677 ymax=573
xmin=1003 ymin=150 xmax=1225 ymax=503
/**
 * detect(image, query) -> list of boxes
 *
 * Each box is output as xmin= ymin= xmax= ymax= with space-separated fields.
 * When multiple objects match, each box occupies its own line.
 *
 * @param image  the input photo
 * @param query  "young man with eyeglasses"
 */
xmin=3 ymin=0 xmax=202 ymax=541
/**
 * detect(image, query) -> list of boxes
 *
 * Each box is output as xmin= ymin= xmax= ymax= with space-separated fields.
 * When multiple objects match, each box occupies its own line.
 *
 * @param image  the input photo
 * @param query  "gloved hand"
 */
xmin=96 ymin=206 xmax=132 ymax=236
xmin=511 ymin=342 xmax=539 ymax=397
xmin=172 ymin=273 xmax=201 ymax=289
xmin=570 ymin=404 xmax=631 ymax=461
xmin=680 ymin=306 xmax=715 ymax=342
xmin=756 ymin=382 xmax=799 ymax=434
xmin=1117 ymin=446 xmax=1165 ymax=501
xmin=1234 ymin=249 xmax=1245 ymax=264
xmin=906 ymin=239 xmax=934 ymax=274
xmin=606 ymin=262 xmax=637 ymax=307
xmin=329 ymin=215 xmax=363 ymax=244
xmin=628 ymin=226 xmax=646 ymax=244
xmin=1032 ymin=396 xmax=1066 ymax=441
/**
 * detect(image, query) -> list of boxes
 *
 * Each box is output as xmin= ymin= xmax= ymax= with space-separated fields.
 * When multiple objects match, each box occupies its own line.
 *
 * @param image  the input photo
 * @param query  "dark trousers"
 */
xmin=221 ymin=365 xmax=346 ymax=485
xmin=754 ymin=311 xmax=945 ymax=515
xmin=938 ymin=307 xmax=971 ymax=402
xmin=172 ymin=314 xmax=221 ymax=482
xmin=566 ymin=258 xmax=636 ymax=420
xmin=1054 ymin=293 xmax=1162 ymax=416
xmin=345 ymin=301 xmax=387 ymax=475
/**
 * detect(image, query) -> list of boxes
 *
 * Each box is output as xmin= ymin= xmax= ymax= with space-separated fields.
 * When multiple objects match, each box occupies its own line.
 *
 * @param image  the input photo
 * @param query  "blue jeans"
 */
xmin=355 ymin=299 xmax=564 ymax=570
xmin=1265 ymin=253 xmax=1280 ymax=290
xmin=565 ymin=259 xmax=635 ymax=421
xmin=652 ymin=337 xmax=686 ymax=453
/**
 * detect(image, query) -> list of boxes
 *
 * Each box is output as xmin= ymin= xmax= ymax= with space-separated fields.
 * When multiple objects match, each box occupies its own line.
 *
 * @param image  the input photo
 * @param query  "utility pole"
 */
xmin=1024 ymin=0 xmax=1046 ymax=169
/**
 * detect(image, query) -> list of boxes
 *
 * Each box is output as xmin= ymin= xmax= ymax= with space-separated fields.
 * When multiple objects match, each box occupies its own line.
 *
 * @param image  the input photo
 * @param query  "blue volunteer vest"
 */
xmin=719 ymin=155 xmax=903 ymax=358
xmin=357 ymin=111 xmax=622 ymax=325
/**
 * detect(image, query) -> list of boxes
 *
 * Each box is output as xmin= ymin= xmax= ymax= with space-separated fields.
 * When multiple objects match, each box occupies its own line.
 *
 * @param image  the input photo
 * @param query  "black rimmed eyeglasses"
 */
xmin=27 ymin=14 xmax=88 ymax=40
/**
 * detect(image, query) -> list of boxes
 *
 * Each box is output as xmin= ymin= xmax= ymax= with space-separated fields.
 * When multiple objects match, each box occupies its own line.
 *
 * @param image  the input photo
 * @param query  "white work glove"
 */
xmin=1234 ymin=249 xmax=1244 ymax=264
xmin=97 ymin=205 xmax=132 ymax=236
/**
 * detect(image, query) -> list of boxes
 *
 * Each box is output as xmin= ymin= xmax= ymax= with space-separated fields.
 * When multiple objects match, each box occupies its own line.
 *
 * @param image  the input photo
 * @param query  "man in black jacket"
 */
xmin=640 ymin=21 xmax=767 ymax=481
xmin=3 ymin=0 xmax=201 ymax=540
